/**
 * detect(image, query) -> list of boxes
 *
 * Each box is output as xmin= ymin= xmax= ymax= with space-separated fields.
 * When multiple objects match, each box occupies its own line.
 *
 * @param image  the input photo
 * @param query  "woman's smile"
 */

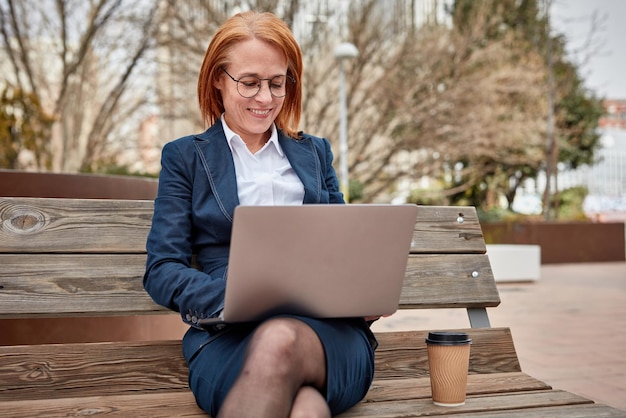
xmin=249 ymin=108 xmax=273 ymax=116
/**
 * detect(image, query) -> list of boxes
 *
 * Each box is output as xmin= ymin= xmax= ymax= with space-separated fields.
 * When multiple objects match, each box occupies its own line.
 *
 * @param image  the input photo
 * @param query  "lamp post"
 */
xmin=334 ymin=42 xmax=358 ymax=203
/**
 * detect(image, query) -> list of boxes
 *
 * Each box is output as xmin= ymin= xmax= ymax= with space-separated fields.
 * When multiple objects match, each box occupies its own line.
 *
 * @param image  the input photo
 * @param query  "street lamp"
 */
xmin=334 ymin=42 xmax=358 ymax=203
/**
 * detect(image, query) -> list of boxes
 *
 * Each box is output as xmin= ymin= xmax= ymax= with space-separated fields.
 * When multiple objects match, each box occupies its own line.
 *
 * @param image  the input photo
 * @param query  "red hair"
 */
xmin=197 ymin=11 xmax=303 ymax=138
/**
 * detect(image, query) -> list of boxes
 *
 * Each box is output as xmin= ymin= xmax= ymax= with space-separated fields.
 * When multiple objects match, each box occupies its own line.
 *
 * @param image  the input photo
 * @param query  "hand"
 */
xmin=364 ymin=313 xmax=393 ymax=322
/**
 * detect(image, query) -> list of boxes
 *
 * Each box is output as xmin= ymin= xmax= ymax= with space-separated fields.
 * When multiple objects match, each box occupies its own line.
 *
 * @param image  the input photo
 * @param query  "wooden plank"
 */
xmin=0 ymin=329 xmax=520 ymax=402
xmin=411 ymin=205 xmax=486 ymax=254
xmin=0 ymin=253 xmax=498 ymax=318
xmin=448 ymin=404 xmax=626 ymax=418
xmin=373 ymin=328 xmax=521 ymax=380
xmin=0 ymin=340 xmax=189 ymax=402
xmin=337 ymin=390 xmax=594 ymax=417
xmin=0 ymin=379 xmax=616 ymax=418
xmin=0 ymin=391 xmax=617 ymax=418
xmin=0 ymin=197 xmax=153 ymax=253
xmin=0 ymin=391 xmax=205 ymax=418
xmin=364 ymin=372 xmax=550 ymax=403
xmin=0 ymin=254 xmax=167 ymax=317
xmin=400 ymin=254 xmax=499 ymax=308
xmin=0 ymin=198 xmax=485 ymax=255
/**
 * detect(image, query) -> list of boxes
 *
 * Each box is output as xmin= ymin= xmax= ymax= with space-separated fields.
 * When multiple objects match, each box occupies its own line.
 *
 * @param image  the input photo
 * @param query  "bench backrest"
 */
xmin=0 ymin=197 xmax=499 ymax=322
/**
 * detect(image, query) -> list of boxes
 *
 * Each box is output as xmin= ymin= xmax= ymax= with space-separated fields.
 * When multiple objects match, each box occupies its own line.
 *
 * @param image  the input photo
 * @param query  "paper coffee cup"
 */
xmin=426 ymin=331 xmax=472 ymax=406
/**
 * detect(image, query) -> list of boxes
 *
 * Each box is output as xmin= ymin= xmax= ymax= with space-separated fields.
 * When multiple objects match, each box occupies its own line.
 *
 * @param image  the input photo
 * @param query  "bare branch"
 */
xmin=5 ymin=0 xmax=37 ymax=92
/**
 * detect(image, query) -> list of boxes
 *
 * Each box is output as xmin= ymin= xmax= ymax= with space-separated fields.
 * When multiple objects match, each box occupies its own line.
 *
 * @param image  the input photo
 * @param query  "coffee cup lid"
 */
xmin=426 ymin=331 xmax=472 ymax=345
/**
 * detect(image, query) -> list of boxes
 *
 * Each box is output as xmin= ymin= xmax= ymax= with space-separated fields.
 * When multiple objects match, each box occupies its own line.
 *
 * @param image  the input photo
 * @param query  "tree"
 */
xmin=0 ymin=86 xmax=54 ymax=169
xmin=359 ymin=0 xmax=547 ymax=206
xmin=442 ymin=0 xmax=603 ymax=213
xmin=0 ymin=0 xmax=159 ymax=172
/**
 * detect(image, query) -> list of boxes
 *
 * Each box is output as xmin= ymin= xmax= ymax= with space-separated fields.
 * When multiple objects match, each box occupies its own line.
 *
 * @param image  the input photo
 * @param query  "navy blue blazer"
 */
xmin=143 ymin=122 xmax=344 ymax=360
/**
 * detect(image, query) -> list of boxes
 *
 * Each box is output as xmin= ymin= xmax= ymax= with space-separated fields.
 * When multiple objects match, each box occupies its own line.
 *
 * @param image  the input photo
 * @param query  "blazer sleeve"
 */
xmin=143 ymin=140 xmax=226 ymax=329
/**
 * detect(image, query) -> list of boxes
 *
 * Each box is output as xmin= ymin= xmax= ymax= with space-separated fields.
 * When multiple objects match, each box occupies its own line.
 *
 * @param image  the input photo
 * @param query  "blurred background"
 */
xmin=1 ymin=0 xmax=624 ymax=222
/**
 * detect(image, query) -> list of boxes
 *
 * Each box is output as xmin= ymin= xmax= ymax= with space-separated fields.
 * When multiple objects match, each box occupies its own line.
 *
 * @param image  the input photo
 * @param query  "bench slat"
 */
xmin=0 ymin=253 xmax=498 ymax=318
xmin=0 ymin=340 xmax=189 ymax=401
xmin=0 ymin=197 xmax=485 ymax=254
xmin=0 ymin=197 xmax=151 ymax=253
xmin=0 ymin=254 xmax=166 ymax=317
xmin=3 ymin=398 xmax=621 ymax=418
xmin=373 ymin=328 xmax=520 ymax=380
xmin=401 ymin=254 xmax=499 ymax=308
xmin=337 ymin=390 xmax=595 ymax=417
xmin=0 ymin=390 xmax=599 ymax=418
xmin=0 ymin=328 xmax=518 ymax=402
xmin=444 ymin=405 xmax=626 ymax=418
xmin=0 ymin=392 xmax=204 ymax=418
xmin=411 ymin=205 xmax=486 ymax=254
xmin=364 ymin=372 xmax=550 ymax=403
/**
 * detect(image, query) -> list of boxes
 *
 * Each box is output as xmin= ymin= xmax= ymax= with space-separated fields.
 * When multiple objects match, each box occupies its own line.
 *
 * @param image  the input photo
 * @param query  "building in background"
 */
xmin=600 ymin=99 xmax=626 ymax=130
xmin=578 ymin=100 xmax=626 ymax=221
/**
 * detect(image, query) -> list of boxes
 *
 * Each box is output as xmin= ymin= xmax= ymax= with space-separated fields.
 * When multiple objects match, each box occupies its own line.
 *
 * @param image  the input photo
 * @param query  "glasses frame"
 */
xmin=221 ymin=67 xmax=294 ymax=98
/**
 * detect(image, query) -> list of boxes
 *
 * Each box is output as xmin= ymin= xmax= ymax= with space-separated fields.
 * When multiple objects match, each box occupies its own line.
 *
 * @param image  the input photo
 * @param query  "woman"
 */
xmin=144 ymin=11 xmax=376 ymax=417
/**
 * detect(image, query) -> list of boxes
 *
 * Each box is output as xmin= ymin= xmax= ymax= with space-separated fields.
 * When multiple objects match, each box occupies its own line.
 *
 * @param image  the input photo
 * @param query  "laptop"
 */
xmin=198 ymin=204 xmax=418 ymax=328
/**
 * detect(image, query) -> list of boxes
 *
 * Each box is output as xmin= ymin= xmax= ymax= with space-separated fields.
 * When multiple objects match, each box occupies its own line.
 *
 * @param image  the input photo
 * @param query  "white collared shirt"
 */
xmin=221 ymin=116 xmax=305 ymax=206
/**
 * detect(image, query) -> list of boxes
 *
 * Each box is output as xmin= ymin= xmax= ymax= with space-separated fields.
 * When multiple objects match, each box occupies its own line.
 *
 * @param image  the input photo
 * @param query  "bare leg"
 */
xmin=217 ymin=318 xmax=328 ymax=418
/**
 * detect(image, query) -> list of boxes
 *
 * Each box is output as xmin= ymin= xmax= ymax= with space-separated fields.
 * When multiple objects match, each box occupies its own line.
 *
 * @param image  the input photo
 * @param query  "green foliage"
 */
xmin=555 ymin=186 xmax=589 ymax=220
xmin=452 ymin=0 xmax=546 ymax=46
xmin=475 ymin=186 xmax=589 ymax=223
xmin=555 ymin=77 xmax=605 ymax=170
xmin=477 ymin=207 xmax=522 ymax=223
xmin=348 ymin=179 xmax=364 ymax=202
xmin=406 ymin=189 xmax=449 ymax=206
xmin=0 ymin=87 xmax=54 ymax=169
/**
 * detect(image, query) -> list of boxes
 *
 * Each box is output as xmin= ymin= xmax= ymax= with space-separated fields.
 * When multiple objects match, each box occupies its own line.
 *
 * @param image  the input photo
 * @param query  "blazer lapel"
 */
xmin=193 ymin=124 xmax=239 ymax=220
xmin=279 ymin=132 xmax=322 ymax=204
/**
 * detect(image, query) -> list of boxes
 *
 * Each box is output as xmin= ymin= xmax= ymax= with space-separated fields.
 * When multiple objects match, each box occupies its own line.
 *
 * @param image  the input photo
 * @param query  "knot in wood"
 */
xmin=26 ymin=362 xmax=52 ymax=381
xmin=4 ymin=206 xmax=47 ymax=234
xmin=13 ymin=214 xmax=40 ymax=229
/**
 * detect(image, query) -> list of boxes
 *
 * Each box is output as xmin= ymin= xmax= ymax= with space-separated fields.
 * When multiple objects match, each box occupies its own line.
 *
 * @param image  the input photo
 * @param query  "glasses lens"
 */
xmin=269 ymin=76 xmax=287 ymax=98
xmin=236 ymin=76 xmax=261 ymax=98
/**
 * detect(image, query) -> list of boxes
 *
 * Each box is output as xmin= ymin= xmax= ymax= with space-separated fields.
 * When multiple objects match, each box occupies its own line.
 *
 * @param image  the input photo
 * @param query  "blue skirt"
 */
xmin=185 ymin=315 xmax=376 ymax=416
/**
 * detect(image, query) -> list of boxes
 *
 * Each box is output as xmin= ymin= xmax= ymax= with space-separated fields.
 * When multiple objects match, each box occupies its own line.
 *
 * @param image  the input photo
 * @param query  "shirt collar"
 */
xmin=220 ymin=114 xmax=284 ymax=157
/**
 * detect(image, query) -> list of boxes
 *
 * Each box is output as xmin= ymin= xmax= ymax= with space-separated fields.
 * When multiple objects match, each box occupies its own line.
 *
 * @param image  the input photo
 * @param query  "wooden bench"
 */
xmin=0 ymin=196 xmax=623 ymax=417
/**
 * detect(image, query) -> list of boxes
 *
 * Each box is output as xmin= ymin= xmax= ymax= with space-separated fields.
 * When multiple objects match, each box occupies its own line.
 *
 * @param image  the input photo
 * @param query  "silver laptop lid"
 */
xmin=217 ymin=204 xmax=418 ymax=323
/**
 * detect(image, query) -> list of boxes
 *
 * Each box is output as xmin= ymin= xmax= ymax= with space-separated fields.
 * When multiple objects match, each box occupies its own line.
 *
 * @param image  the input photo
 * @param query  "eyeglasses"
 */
xmin=221 ymin=67 xmax=294 ymax=98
